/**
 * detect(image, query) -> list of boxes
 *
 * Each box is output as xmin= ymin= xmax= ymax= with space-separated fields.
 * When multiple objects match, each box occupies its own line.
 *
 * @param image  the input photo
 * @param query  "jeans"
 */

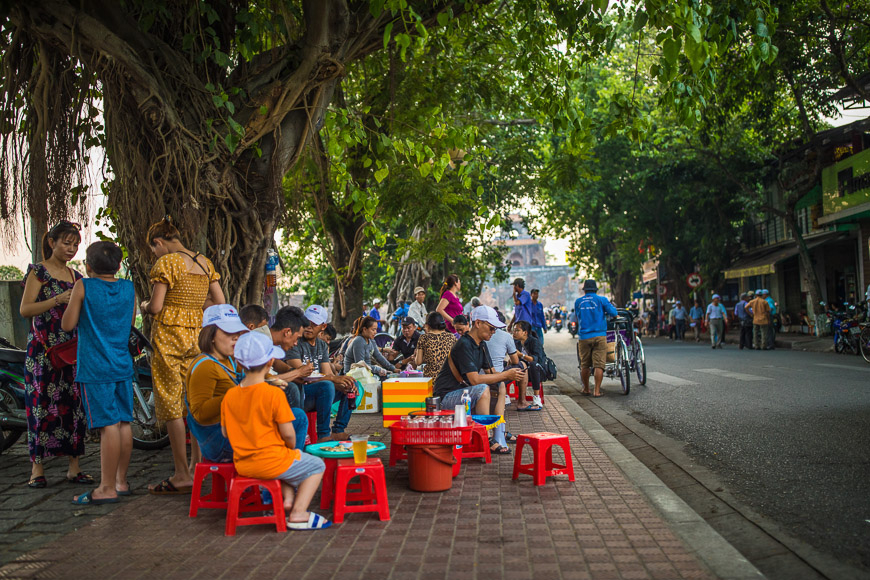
xmin=739 ymin=320 xmax=753 ymax=349
xmin=441 ymin=384 xmax=489 ymax=410
xmin=767 ymin=321 xmax=776 ymax=349
xmin=533 ymin=326 xmax=544 ymax=345
xmin=708 ymin=318 xmax=724 ymax=347
xmin=303 ymin=380 xmax=352 ymax=439
xmin=692 ymin=319 xmax=702 ymax=341
xmin=675 ymin=319 xmax=686 ymax=340
xmin=753 ymin=324 xmax=770 ymax=349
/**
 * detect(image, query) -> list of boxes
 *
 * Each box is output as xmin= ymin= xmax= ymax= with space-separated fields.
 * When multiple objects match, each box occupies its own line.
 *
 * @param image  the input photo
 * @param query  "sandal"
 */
xmin=504 ymin=431 xmax=518 ymax=443
xmin=286 ymin=512 xmax=332 ymax=530
xmin=489 ymin=442 xmax=511 ymax=455
xmin=27 ymin=476 xmax=47 ymax=489
xmin=518 ymin=404 xmax=542 ymax=411
xmin=67 ymin=472 xmax=95 ymax=485
xmin=71 ymin=490 xmax=119 ymax=506
xmin=148 ymin=478 xmax=192 ymax=495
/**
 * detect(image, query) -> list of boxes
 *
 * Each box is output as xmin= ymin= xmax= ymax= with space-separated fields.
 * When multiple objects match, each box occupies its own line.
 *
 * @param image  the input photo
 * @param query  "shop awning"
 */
xmin=723 ymin=232 xmax=846 ymax=279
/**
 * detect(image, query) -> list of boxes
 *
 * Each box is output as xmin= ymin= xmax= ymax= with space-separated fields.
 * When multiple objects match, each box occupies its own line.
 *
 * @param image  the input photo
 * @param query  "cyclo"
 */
xmin=578 ymin=308 xmax=646 ymax=395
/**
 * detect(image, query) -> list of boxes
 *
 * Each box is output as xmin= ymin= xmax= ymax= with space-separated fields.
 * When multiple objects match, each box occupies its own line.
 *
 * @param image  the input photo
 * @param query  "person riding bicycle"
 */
xmin=574 ymin=279 xmax=618 ymax=398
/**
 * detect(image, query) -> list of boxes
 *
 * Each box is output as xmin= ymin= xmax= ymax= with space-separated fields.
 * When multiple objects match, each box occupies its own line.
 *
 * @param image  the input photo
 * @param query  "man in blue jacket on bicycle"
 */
xmin=574 ymin=279 xmax=618 ymax=397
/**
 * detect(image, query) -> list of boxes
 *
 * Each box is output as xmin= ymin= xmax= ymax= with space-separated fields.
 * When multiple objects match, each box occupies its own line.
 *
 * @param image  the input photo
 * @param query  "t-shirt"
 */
xmin=221 ymin=382 xmax=300 ymax=479
xmin=747 ymin=297 xmax=771 ymax=325
xmin=486 ymin=328 xmax=517 ymax=373
xmin=187 ymin=355 xmax=240 ymax=425
xmin=408 ymin=301 xmax=427 ymax=327
xmin=433 ymin=333 xmax=493 ymax=398
xmin=392 ymin=331 xmax=420 ymax=360
xmin=706 ymin=303 xmax=727 ymax=320
xmin=513 ymin=290 xmax=534 ymax=324
xmin=689 ymin=306 xmax=704 ymax=320
xmin=416 ymin=331 xmax=456 ymax=378
xmin=286 ymin=337 xmax=330 ymax=371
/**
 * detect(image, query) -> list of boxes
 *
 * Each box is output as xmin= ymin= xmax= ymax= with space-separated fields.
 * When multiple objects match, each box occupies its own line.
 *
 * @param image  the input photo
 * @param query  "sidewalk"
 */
xmin=0 ymin=397 xmax=757 ymax=580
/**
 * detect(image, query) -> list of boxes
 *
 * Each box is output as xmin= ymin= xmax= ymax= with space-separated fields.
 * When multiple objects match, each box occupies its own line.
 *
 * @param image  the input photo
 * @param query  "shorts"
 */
xmin=80 ymin=379 xmax=134 ymax=429
xmin=441 ymin=384 xmax=489 ymax=410
xmin=577 ymin=336 xmax=607 ymax=370
xmin=276 ymin=452 xmax=326 ymax=487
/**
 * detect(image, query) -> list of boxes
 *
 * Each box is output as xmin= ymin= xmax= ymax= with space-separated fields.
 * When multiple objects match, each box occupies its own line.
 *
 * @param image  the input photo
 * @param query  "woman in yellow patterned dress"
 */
xmin=140 ymin=218 xmax=225 ymax=494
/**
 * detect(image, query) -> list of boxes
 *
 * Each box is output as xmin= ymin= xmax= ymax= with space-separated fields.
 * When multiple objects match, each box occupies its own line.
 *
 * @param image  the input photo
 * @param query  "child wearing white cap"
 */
xmin=221 ymin=332 xmax=331 ymax=529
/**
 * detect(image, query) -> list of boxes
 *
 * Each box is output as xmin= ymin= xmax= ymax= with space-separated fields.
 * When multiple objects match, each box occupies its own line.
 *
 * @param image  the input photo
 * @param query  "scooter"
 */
xmin=568 ymin=320 xmax=578 ymax=337
xmin=554 ymin=318 xmax=563 ymax=333
xmin=0 ymin=337 xmax=28 ymax=454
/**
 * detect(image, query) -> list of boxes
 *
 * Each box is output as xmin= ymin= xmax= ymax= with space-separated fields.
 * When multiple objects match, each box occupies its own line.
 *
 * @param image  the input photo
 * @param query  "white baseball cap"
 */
xmin=202 ymin=305 xmax=249 ymax=334
xmin=470 ymin=305 xmax=506 ymax=328
xmin=712 ymin=294 xmax=721 ymax=300
xmin=234 ymin=331 xmax=286 ymax=368
xmin=304 ymin=304 xmax=328 ymax=326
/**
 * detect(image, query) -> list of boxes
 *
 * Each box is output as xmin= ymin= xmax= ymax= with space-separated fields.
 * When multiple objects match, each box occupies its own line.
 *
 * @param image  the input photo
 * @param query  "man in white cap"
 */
xmin=705 ymin=294 xmax=727 ymax=349
xmin=433 ymin=305 xmax=523 ymax=415
xmin=222 ymin=331 xmax=331 ymax=530
xmin=369 ymin=298 xmax=383 ymax=332
xmin=408 ymin=286 xmax=427 ymax=328
xmin=286 ymin=305 xmax=358 ymax=442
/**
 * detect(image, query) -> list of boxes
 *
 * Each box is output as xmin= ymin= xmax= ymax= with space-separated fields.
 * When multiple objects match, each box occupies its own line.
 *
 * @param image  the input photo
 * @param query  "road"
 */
xmin=542 ymin=329 xmax=870 ymax=577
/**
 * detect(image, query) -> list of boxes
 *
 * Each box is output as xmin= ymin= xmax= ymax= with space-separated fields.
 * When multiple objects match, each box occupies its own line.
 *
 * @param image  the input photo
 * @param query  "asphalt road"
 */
xmin=542 ymin=329 xmax=870 ymax=573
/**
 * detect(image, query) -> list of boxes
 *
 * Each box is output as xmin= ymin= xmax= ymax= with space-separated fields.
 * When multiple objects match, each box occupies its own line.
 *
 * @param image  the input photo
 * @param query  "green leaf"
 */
xmin=663 ymin=38 xmax=681 ymax=64
xmin=437 ymin=11 xmax=449 ymax=27
xmin=383 ymin=22 xmax=393 ymax=50
xmin=374 ymin=167 xmax=389 ymax=183
xmin=259 ymin=105 xmax=268 ymax=116
xmin=370 ymin=0 xmax=384 ymax=19
xmin=632 ymin=11 xmax=648 ymax=32
xmin=688 ymin=23 xmax=702 ymax=44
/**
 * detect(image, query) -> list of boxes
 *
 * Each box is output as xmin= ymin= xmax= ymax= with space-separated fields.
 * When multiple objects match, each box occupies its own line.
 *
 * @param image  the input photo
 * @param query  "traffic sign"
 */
xmin=686 ymin=273 xmax=703 ymax=288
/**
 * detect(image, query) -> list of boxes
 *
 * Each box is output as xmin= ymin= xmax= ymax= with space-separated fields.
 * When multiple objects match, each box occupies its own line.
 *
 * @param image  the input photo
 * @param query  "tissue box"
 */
xmin=382 ymin=377 xmax=433 ymax=427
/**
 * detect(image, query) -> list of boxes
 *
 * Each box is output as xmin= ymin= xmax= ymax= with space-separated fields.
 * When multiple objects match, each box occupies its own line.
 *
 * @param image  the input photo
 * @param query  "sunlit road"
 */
xmin=543 ymin=329 xmax=870 ymax=572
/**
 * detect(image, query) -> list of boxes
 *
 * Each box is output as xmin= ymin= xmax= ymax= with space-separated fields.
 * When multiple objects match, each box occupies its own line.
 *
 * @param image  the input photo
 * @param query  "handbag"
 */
xmin=46 ymin=338 xmax=78 ymax=369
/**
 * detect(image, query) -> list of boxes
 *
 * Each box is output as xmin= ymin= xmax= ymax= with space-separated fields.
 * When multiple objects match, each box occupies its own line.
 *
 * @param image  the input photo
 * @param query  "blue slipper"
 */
xmin=72 ymin=490 xmax=119 ymax=506
xmin=116 ymin=490 xmax=132 ymax=496
xmin=286 ymin=512 xmax=332 ymax=530
xmin=517 ymin=405 xmax=543 ymax=412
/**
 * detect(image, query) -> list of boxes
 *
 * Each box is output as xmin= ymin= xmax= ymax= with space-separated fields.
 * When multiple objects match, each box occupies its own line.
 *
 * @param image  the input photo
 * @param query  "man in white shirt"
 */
xmin=408 ymin=286 xmax=428 ymax=328
xmin=485 ymin=325 xmax=521 ymax=453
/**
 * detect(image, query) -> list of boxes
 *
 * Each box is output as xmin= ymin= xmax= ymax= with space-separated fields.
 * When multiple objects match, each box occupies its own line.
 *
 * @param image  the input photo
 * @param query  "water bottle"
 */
xmin=460 ymin=388 xmax=471 ymax=417
xmin=265 ymin=248 xmax=278 ymax=288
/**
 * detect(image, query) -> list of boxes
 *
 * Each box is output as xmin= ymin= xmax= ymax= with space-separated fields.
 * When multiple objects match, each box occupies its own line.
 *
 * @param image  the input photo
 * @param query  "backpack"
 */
xmin=542 ymin=354 xmax=558 ymax=381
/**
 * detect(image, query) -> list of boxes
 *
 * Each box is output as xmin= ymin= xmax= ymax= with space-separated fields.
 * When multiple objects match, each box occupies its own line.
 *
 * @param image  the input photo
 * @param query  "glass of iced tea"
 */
xmin=350 ymin=435 xmax=369 ymax=464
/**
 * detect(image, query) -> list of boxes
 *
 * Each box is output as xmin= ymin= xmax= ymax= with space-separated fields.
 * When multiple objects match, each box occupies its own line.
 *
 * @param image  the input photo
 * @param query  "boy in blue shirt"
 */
xmin=62 ymin=242 xmax=136 ymax=505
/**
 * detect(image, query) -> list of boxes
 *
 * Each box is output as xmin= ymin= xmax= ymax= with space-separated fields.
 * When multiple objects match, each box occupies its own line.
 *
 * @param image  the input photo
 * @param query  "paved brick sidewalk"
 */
xmin=0 ymin=399 xmax=713 ymax=580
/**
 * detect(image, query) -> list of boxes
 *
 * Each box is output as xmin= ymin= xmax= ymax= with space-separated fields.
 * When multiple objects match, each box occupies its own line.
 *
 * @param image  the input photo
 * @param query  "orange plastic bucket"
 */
xmin=407 ymin=445 xmax=456 ymax=492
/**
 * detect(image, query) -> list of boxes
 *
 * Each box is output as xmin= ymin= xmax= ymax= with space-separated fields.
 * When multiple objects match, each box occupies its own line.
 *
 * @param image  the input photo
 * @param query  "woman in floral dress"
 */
xmin=141 ymin=217 xmax=224 ymax=494
xmin=19 ymin=221 xmax=92 ymax=488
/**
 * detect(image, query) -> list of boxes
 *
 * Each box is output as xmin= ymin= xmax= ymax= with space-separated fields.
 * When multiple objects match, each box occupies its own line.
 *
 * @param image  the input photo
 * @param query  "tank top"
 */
xmin=75 ymin=278 xmax=136 ymax=383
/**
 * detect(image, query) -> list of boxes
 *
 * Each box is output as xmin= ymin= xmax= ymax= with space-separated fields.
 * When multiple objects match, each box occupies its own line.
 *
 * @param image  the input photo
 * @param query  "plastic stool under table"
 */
xmin=333 ymin=457 xmax=390 ymax=524
xmin=512 ymin=432 xmax=575 ymax=486
xmin=459 ymin=422 xmax=492 ymax=464
xmin=189 ymin=461 xmax=237 ymax=517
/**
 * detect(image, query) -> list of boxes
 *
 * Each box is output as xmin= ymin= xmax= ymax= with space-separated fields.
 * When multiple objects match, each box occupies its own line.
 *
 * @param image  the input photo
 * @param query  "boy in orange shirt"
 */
xmin=221 ymin=331 xmax=331 ymax=529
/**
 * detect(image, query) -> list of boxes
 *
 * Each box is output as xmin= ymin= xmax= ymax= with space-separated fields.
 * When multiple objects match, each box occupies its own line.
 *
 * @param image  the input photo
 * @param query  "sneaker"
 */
xmin=505 ymin=396 xmax=512 ymax=406
xmin=532 ymin=394 xmax=543 ymax=407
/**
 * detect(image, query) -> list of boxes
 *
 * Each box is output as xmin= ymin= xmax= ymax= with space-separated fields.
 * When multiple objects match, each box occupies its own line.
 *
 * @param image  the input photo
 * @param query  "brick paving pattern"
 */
xmin=0 ymin=399 xmax=714 ymax=580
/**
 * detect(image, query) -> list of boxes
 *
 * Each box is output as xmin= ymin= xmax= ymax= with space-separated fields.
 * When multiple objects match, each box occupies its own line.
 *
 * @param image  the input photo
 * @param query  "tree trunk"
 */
xmin=783 ymin=210 xmax=826 ymax=326
xmin=328 ymin=211 xmax=367 ymax=333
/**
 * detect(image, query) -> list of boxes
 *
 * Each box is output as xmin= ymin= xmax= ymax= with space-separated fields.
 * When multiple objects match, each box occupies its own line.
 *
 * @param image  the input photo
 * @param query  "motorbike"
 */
xmin=0 ymin=337 xmax=27 ymax=454
xmin=824 ymin=302 xmax=862 ymax=355
xmin=568 ymin=320 xmax=578 ymax=337
xmin=129 ymin=327 xmax=170 ymax=450
xmin=553 ymin=318 xmax=563 ymax=333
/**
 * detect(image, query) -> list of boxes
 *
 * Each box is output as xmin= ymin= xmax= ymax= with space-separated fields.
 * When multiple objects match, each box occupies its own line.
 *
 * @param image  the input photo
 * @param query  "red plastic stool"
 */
xmin=506 ymin=380 xmax=544 ymax=403
xmin=225 ymin=477 xmax=287 ymax=536
xmin=389 ymin=441 xmax=407 ymax=466
xmin=319 ymin=458 xmax=338 ymax=509
xmin=333 ymin=458 xmax=390 ymax=524
xmin=189 ymin=461 xmax=237 ymax=517
xmin=459 ymin=422 xmax=491 ymax=464
xmin=306 ymin=410 xmax=318 ymax=445
xmin=452 ymin=445 xmax=462 ymax=477
xmin=512 ymin=432 xmax=575 ymax=486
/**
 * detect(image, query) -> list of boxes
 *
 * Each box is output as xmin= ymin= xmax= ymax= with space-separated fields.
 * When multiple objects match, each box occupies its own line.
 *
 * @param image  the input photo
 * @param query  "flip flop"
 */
xmin=520 ymin=404 xmax=543 ymax=411
xmin=592 ymin=393 xmax=604 ymax=398
xmin=67 ymin=472 xmax=95 ymax=485
xmin=580 ymin=391 xmax=591 ymax=396
xmin=148 ymin=478 xmax=192 ymax=495
xmin=116 ymin=489 xmax=132 ymax=496
xmin=286 ymin=512 xmax=332 ymax=530
xmin=27 ymin=476 xmax=47 ymax=489
xmin=71 ymin=490 xmax=119 ymax=506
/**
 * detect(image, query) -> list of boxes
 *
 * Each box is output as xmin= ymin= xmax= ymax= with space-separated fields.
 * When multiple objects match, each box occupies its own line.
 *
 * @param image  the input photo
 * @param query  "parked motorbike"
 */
xmin=824 ymin=302 xmax=862 ymax=355
xmin=568 ymin=320 xmax=578 ymax=337
xmin=0 ymin=338 xmax=27 ymax=454
xmin=129 ymin=327 xmax=170 ymax=450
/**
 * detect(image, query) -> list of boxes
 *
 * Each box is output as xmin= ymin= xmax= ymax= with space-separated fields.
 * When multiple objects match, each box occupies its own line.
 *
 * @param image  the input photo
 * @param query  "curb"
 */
xmin=554 ymin=395 xmax=766 ymax=580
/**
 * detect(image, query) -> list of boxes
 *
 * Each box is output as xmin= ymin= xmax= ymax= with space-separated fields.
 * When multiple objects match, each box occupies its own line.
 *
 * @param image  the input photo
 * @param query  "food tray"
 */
xmin=305 ymin=440 xmax=386 ymax=458
xmin=389 ymin=423 xmax=473 ymax=445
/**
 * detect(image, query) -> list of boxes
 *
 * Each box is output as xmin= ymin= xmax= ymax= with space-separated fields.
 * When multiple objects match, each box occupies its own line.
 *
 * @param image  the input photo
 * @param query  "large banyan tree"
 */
xmin=0 ymin=0 xmax=460 ymax=304
xmin=0 ymin=0 xmax=778 ymax=306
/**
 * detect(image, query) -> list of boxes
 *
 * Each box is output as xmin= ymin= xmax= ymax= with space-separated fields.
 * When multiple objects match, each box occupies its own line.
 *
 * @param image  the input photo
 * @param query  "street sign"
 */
xmin=686 ymin=273 xmax=703 ymax=288
xmin=632 ymin=291 xmax=642 ymax=299
xmin=659 ymin=285 xmax=668 ymax=295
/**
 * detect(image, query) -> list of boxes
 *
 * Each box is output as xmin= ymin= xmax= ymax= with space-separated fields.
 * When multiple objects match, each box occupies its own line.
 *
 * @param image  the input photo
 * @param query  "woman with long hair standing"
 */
xmin=414 ymin=312 xmax=456 ymax=379
xmin=19 ymin=221 xmax=90 ymax=488
xmin=435 ymin=274 xmax=463 ymax=335
xmin=140 ymin=217 xmax=225 ymax=494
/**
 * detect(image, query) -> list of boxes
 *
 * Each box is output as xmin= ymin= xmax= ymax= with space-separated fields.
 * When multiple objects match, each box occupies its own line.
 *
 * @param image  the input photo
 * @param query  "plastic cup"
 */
xmin=350 ymin=435 xmax=369 ymax=464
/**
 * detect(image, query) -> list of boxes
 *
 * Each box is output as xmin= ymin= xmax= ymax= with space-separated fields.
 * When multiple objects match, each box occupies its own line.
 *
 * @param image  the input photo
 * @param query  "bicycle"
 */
xmin=629 ymin=327 xmax=647 ymax=385
xmin=605 ymin=314 xmax=632 ymax=395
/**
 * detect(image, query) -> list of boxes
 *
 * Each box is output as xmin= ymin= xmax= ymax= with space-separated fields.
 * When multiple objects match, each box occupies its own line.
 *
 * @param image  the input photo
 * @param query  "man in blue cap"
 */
xmin=762 ymin=290 xmax=776 ymax=349
xmin=574 ymin=279 xmax=618 ymax=397
xmin=705 ymin=294 xmax=727 ymax=349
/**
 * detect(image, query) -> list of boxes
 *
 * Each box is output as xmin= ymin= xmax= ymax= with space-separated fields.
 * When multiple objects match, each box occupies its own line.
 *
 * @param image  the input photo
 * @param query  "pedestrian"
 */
xmin=672 ymin=301 xmax=688 ymax=341
xmin=763 ymin=290 xmax=777 ymax=350
xmin=734 ymin=293 xmax=753 ymax=350
xmin=141 ymin=216 xmax=225 ymax=495
xmin=61 ymin=241 xmax=136 ymax=505
xmin=415 ymin=312 xmax=456 ymax=379
xmin=435 ymin=274 xmax=464 ymax=335
xmin=408 ymin=286 xmax=427 ymax=328
xmin=463 ymin=296 xmax=481 ymax=317
xmin=705 ymin=294 xmax=727 ymax=349
xmin=575 ymin=279 xmax=618 ymax=398
xmin=507 ymin=278 xmax=534 ymax=332
xmin=689 ymin=300 xmax=704 ymax=342
xmin=530 ymin=288 xmax=548 ymax=344
xmin=746 ymin=290 xmax=771 ymax=350
xmin=19 ymin=220 xmax=91 ymax=489
xmin=667 ymin=306 xmax=677 ymax=339
xmin=369 ymin=298 xmax=383 ymax=332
